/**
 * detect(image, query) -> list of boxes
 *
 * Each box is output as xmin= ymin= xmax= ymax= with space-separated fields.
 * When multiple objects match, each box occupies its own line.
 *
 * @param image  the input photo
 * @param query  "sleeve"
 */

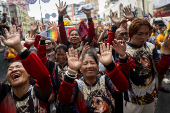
xmin=58 ymin=75 xmax=76 ymax=104
xmin=37 ymin=40 xmax=48 ymax=65
xmin=20 ymin=50 xmax=52 ymax=97
xmin=162 ymin=18 xmax=169 ymax=28
xmin=0 ymin=83 xmax=11 ymax=104
xmin=13 ymin=43 xmax=31 ymax=61
xmin=107 ymin=25 xmax=117 ymax=45
xmin=153 ymin=47 xmax=170 ymax=75
xmin=118 ymin=58 xmax=130 ymax=79
xmin=34 ymin=35 xmax=41 ymax=48
xmin=87 ymin=18 xmax=95 ymax=43
xmin=58 ymin=16 xmax=68 ymax=45
xmin=105 ymin=62 xmax=129 ymax=92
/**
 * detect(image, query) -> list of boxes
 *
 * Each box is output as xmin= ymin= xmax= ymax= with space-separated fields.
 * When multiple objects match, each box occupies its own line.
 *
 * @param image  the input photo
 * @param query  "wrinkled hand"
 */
xmin=123 ymin=7 xmax=134 ymax=21
xmin=163 ymin=34 xmax=170 ymax=55
xmin=97 ymin=43 xmax=113 ymax=66
xmin=143 ymin=93 xmax=154 ymax=104
xmin=48 ymin=94 xmax=55 ymax=103
xmin=104 ymin=23 xmax=110 ymax=31
xmin=110 ymin=12 xmax=121 ymax=27
xmin=31 ymin=21 xmax=39 ymax=36
xmin=25 ymin=34 xmax=35 ymax=45
xmin=39 ymin=24 xmax=46 ymax=33
xmin=0 ymin=26 xmax=24 ymax=52
xmin=66 ymin=48 xmax=82 ymax=71
xmin=56 ymin=1 xmax=68 ymax=17
xmin=112 ymin=39 xmax=126 ymax=57
xmin=94 ymin=23 xmax=99 ymax=29
xmin=82 ymin=8 xmax=91 ymax=18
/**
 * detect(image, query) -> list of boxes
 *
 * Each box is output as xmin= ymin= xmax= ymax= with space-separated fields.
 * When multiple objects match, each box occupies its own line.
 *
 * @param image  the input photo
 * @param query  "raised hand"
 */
xmin=0 ymin=26 xmax=24 ymax=52
xmin=47 ymin=21 xmax=57 ymax=29
xmin=39 ymin=24 xmax=46 ymax=33
xmin=82 ymin=8 xmax=91 ymax=18
xmin=97 ymin=43 xmax=113 ymax=66
xmin=109 ymin=12 xmax=121 ymax=27
xmin=25 ymin=34 xmax=35 ymax=45
xmin=163 ymin=34 xmax=170 ymax=55
xmin=123 ymin=7 xmax=134 ymax=21
xmin=66 ymin=48 xmax=82 ymax=71
xmin=31 ymin=21 xmax=39 ymax=36
xmin=112 ymin=39 xmax=126 ymax=57
xmin=104 ymin=23 xmax=110 ymax=31
xmin=56 ymin=1 xmax=68 ymax=17
xmin=81 ymin=42 xmax=91 ymax=56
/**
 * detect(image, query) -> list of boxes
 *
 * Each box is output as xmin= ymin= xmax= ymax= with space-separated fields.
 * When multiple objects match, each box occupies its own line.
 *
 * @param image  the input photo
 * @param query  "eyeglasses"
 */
xmin=45 ymin=42 xmax=52 ymax=45
xmin=118 ymin=32 xmax=128 ymax=36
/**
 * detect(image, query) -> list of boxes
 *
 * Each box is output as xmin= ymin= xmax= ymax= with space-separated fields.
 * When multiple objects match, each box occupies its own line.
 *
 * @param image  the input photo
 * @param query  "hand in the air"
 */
xmin=123 ymin=7 xmax=134 ymax=21
xmin=25 ymin=34 xmax=35 ymax=45
xmin=112 ymin=39 xmax=126 ymax=58
xmin=56 ymin=1 xmax=68 ymax=17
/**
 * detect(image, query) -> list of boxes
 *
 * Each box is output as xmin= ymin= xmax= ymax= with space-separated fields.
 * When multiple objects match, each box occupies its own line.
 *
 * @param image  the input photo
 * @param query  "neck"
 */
xmin=60 ymin=62 xmax=66 ymax=67
xmin=72 ymin=43 xmax=79 ymax=48
xmin=12 ymin=83 xmax=30 ymax=99
xmin=46 ymin=49 xmax=53 ymax=54
xmin=84 ymin=76 xmax=97 ymax=86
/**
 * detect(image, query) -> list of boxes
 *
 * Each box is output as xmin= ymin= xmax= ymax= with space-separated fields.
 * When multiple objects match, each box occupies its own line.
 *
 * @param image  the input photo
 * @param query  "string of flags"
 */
xmin=26 ymin=0 xmax=50 ymax=4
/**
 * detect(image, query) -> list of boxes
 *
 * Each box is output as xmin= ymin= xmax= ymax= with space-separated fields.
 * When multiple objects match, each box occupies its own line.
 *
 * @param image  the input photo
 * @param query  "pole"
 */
xmin=39 ymin=0 xmax=43 ymax=23
xmin=142 ymin=0 xmax=145 ymax=15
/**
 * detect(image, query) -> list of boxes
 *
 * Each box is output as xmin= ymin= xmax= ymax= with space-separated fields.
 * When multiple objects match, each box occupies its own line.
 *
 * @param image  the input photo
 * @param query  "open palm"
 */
xmin=97 ymin=43 xmax=113 ymax=66
xmin=110 ymin=12 xmax=121 ymax=27
xmin=2 ymin=26 xmax=21 ymax=47
xmin=56 ymin=1 xmax=68 ymax=17
xmin=123 ymin=7 xmax=134 ymax=21
xmin=67 ymin=48 xmax=82 ymax=71
xmin=25 ymin=34 xmax=35 ymax=45
xmin=112 ymin=39 xmax=126 ymax=57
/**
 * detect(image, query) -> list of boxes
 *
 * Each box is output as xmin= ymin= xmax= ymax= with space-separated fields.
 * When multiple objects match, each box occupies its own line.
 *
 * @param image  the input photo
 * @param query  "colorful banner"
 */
xmin=7 ymin=0 xmax=30 ymax=11
xmin=41 ymin=0 xmax=50 ymax=3
xmin=39 ymin=26 xmax=58 ymax=40
xmin=26 ymin=0 xmax=37 ymax=4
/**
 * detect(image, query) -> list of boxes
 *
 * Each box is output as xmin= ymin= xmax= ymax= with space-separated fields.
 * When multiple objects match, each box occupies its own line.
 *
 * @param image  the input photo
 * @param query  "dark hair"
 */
xmin=2 ymin=12 xmax=7 ymax=16
xmin=129 ymin=18 xmax=152 ymax=39
xmin=55 ymin=45 xmax=68 ymax=54
xmin=69 ymin=29 xmax=81 ymax=37
xmin=159 ymin=26 xmax=164 ymax=30
xmin=82 ymin=48 xmax=98 ymax=65
xmin=45 ymin=38 xmax=54 ymax=45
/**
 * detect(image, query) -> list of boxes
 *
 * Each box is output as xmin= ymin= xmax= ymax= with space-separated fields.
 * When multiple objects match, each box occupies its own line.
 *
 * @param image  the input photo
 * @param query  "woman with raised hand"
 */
xmin=58 ymin=43 xmax=129 ymax=113
xmin=0 ymin=26 xmax=52 ymax=112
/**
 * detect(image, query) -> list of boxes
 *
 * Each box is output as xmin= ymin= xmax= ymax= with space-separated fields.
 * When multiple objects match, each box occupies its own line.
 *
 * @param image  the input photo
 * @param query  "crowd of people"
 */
xmin=0 ymin=1 xmax=170 ymax=113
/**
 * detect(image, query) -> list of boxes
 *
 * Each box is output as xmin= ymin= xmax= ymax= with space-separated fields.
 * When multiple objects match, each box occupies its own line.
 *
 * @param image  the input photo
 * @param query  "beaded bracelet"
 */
xmin=65 ymin=71 xmax=77 ymax=79
xmin=68 ymin=67 xmax=78 ymax=74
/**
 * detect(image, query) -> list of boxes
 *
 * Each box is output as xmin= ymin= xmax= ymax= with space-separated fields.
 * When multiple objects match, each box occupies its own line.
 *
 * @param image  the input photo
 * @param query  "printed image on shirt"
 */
xmin=86 ymin=90 xmax=114 ymax=113
xmin=127 ymin=50 xmax=157 ymax=105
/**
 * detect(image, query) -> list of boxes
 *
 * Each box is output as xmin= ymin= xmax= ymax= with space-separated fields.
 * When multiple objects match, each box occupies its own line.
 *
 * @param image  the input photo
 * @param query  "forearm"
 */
xmin=34 ymin=35 xmax=41 ymax=48
xmin=58 ymin=16 xmax=68 ymax=45
xmin=105 ymin=62 xmax=129 ymax=92
xmin=87 ymin=18 xmax=95 ymax=43
xmin=97 ymin=30 xmax=107 ymax=43
xmin=37 ymin=40 xmax=48 ymax=64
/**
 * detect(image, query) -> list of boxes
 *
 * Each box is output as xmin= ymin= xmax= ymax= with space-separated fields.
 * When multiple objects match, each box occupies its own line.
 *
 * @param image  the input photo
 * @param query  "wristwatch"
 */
xmin=18 ymin=47 xmax=27 ymax=56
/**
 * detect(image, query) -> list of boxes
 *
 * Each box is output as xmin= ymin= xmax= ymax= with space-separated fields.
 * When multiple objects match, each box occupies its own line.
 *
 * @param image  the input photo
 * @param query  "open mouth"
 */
xmin=11 ymin=73 xmax=21 ymax=80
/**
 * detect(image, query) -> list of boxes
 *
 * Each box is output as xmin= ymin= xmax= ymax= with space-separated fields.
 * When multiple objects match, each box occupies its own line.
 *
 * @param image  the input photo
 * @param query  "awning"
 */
xmin=153 ymin=0 xmax=170 ymax=9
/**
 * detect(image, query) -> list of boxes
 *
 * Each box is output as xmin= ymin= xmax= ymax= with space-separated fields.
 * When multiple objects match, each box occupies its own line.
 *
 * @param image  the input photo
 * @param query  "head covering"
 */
xmin=78 ymin=19 xmax=88 ymax=38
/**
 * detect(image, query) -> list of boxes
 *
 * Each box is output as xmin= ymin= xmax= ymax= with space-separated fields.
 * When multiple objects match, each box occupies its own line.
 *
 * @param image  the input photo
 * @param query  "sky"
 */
xmin=2 ymin=0 xmax=105 ymax=21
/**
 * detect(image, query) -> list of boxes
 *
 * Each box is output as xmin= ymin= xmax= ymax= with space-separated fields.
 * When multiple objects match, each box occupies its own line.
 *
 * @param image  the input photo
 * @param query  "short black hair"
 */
xmin=69 ymin=29 xmax=81 ymax=37
xmin=82 ymin=48 xmax=98 ymax=65
xmin=55 ymin=45 xmax=68 ymax=54
xmin=45 ymin=38 xmax=54 ymax=44
xmin=159 ymin=26 xmax=164 ymax=30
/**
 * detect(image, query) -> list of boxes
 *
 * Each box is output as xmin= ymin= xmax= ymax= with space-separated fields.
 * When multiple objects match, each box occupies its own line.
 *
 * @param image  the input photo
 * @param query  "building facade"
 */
xmin=9 ymin=4 xmax=30 ymax=36
xmin=85 ymin=0 xmax=99 ymax=18
xmin=0 ymin=0 xmax=11 ymax=23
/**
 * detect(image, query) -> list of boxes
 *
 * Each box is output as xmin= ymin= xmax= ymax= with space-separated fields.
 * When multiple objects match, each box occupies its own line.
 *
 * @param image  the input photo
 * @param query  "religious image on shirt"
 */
xmin=127 ymin=50 xmax=158 ymax=105
xmin=86 ymin=90 xmax=114 ymax=113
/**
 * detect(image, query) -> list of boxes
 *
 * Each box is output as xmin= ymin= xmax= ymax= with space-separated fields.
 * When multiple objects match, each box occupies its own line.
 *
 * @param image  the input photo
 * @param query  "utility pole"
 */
xmin=142 ymin=0 xmax=145 ymax=15
xmin=39 ymin=0 xmax=43 ymax=23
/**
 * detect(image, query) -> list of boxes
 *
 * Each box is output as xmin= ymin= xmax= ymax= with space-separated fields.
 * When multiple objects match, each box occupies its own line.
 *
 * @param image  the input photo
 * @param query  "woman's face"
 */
xmin=55 ymin=49 xmax=67 ymax=65
xmin=80 ymin=55 xmax=98 ymax=78
xmin=69 ymin=31 xmax=81 ymax=44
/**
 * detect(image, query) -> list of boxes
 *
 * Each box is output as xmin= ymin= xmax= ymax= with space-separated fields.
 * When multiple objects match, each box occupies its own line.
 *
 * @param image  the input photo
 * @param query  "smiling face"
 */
xmin=55 ymin=49 xmax=67 ymax=66
xmin=69 ymin=30 xmax=81 ymax=44
xmin=7 ymin=62 xmax=30 ymax=87
xmin=80 ymin=55 xmax=98 ymax=78
xmin=130 ymin=25 xmax=149 ymax=47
